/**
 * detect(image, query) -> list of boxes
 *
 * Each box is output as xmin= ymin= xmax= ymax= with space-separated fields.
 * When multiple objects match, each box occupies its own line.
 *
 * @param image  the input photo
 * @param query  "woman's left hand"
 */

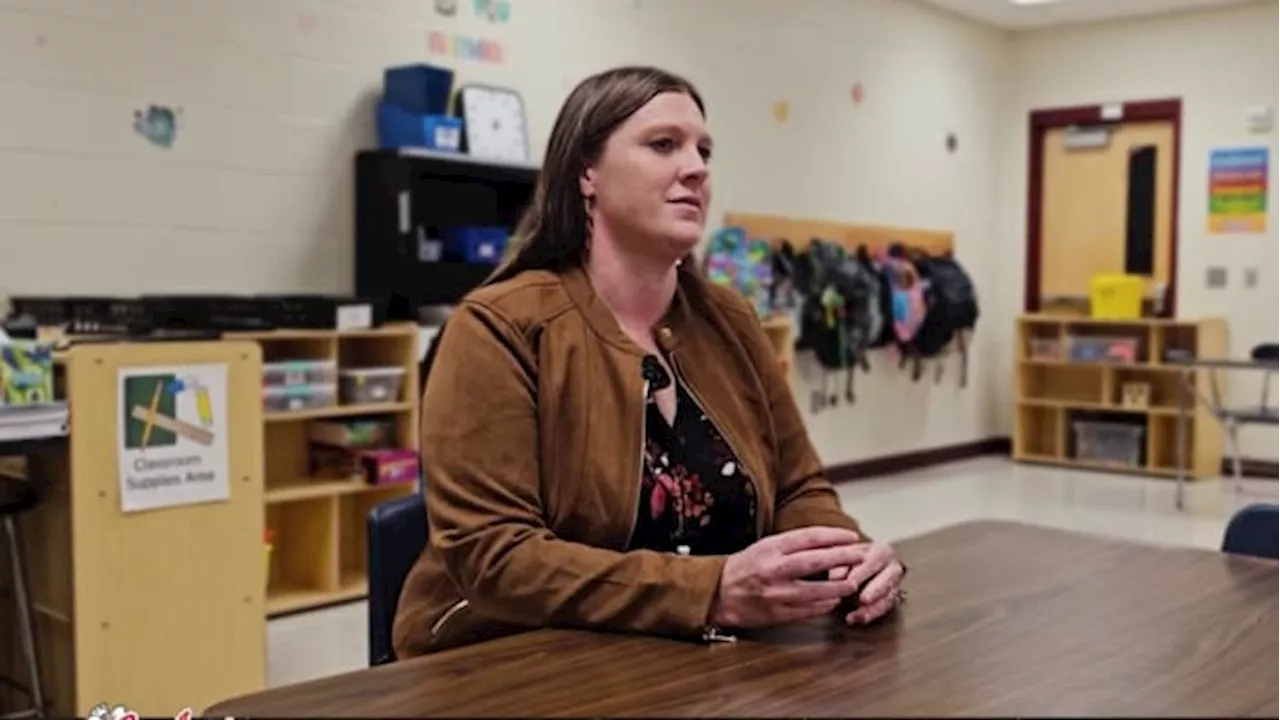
xmin=828 ymin=542 xmax=906 ymax=626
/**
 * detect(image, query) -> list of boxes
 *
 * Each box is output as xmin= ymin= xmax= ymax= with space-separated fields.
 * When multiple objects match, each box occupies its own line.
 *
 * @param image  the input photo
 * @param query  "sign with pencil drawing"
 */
xmin=116 ymin=364 xmax=229 ymax=513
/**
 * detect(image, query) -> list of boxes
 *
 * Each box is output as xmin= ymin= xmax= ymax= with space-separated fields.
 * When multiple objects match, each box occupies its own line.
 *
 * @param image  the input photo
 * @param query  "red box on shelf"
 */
xmin=358 ymin=448 xmax=419 ymax=486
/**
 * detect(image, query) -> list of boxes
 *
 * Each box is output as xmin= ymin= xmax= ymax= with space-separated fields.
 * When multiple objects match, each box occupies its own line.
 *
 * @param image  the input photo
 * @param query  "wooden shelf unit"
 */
xmin=1013 ymin=315 xmax=1227 ymax=478
xmin=230 ymin=324 xmax=421 ymax=617
xmin=2 ymin=340 xmax=267 ymax=717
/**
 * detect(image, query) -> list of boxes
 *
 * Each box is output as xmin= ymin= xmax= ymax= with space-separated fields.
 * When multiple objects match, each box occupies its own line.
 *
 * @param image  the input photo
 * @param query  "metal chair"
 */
xmin=1220 ymin=503 xmax=1278 ymax=560
xmin=366 ymin=492 xmax=428 ymax=667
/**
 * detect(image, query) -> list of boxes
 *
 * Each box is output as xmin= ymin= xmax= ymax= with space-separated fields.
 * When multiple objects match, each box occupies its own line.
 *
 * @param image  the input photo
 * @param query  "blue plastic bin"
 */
xmin=441 ymin=227 xmax=508 ymax=264
xmin=383 ymin=64 xmax=453 ymax=115
xmin=377 ymin=100 xmax=462 ymax=151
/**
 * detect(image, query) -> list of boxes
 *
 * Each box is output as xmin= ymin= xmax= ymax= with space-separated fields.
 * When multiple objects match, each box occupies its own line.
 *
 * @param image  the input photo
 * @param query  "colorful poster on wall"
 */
xmin=1207 ymin=147 xmax=1268 ymax=234
xmin=117 ymin=364 xmax=230 ymax=513
xmin=428 ymin=30 xmax=504 ymax=64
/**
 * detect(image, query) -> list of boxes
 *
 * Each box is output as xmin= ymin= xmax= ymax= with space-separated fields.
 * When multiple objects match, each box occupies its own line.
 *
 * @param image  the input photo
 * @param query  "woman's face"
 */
xmin=580 ymin=91 xmax=713 ymax=261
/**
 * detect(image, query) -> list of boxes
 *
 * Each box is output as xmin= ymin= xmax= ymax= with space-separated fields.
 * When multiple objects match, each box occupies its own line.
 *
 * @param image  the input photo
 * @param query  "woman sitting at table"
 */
xmin=393 ymin=65 xmax=906 ymax=658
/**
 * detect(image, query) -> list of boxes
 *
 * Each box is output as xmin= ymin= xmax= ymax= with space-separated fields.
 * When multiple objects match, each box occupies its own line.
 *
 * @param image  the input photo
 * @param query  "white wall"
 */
xmin=997 ymin=0 xmax=1280 ymax=460
xmin=0 ymin=0 xmax=1010 ymax=467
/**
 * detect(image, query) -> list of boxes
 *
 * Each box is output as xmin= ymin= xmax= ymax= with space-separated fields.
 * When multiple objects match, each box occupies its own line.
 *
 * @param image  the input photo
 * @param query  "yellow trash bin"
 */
xmin=1090 ymin=274 xmax=1144 ymax=320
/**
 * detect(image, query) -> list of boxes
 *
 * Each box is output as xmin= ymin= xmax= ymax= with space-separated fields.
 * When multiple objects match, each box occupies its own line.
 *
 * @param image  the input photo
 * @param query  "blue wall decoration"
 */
xmin=133 ymin=105 xmax=180 ymax=149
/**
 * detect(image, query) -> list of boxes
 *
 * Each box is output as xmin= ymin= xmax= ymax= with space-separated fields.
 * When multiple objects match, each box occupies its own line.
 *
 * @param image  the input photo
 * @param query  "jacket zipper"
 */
xmin=669 ymin=353 xmax=766 ymax=540
xmin=430 ymin=598 xmax=469 ymax=637
xmin=622 ymin=377 xmax=651 ymax=549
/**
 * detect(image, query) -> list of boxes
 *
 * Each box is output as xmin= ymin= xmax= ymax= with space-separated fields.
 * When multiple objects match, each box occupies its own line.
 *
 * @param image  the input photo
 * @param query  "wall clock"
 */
xmin=453 ymin=84 xmax=530 ymax=164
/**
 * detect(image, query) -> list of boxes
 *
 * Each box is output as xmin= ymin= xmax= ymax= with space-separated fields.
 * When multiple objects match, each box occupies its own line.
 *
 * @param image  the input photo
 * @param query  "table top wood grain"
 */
xmin=208 ymin=520 xmax=1278 ymax=718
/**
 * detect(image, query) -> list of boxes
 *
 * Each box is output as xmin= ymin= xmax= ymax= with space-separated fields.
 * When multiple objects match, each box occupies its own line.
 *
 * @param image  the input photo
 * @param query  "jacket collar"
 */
xmin=560 ymin=263 xmax=700 ymax=356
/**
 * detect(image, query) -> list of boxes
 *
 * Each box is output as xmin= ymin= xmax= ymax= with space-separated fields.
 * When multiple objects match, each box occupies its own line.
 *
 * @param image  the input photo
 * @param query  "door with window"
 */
xmin=1037 ymin=120 xmax=1176 ymax=314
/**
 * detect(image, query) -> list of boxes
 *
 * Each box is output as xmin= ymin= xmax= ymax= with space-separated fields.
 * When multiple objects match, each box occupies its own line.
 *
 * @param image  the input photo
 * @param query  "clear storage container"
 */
xmin=308 ymin=419 xmax=393 ymax=448
xmin=1066 ymin=336 xmax=1139 ymax=363
xmin=1028 ymin=337 xmax=1061 ymax=360
xmin=1072 ymin=420 xmax=1144 ymax=468
xmin=264 ymin=359 xmax=338 ymax=388
xmin=339 ymin=367 xmax=406 ymax=405
xmin=264 ymin=383 xmax=337 ymax=413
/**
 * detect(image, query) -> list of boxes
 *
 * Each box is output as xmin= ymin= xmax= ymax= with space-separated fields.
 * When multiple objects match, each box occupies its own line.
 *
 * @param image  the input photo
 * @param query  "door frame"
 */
xmin=1023 ymin=98 xmax=1183 ymax=317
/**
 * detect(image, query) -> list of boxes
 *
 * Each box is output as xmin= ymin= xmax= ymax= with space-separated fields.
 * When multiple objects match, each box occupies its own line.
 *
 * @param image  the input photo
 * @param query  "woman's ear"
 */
xmin=579 ymin=167 xmax=597 ymax=202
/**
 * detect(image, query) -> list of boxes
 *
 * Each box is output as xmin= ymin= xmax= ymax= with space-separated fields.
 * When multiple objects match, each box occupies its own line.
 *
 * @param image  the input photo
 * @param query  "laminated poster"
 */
xmin=1207 ymin=147 xmax=1268 ymax=234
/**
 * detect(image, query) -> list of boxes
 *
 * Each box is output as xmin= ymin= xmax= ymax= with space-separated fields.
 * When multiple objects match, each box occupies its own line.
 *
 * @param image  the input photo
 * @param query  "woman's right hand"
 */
xmin=708 ymin=526 xmax=868 ymax=629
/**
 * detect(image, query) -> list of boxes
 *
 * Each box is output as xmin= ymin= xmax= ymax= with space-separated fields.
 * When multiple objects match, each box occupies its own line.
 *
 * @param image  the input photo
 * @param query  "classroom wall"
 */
xmin=995 ymin=0 xmax=1280 ymax=461
xmin=0 ymin=0 xmax=1011 ymax=469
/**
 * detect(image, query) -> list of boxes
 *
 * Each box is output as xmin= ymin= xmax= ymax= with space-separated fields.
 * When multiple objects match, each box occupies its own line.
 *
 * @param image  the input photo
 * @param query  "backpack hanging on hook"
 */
xmin=911 ymin=252 xmax=980 ymax=389
xmin=881 ymin=246 xmax=928 ymax=382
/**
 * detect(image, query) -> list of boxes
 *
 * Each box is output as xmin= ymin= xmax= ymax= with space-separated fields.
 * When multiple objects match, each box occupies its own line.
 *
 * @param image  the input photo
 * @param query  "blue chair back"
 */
xmin=1221 ymin=503 xmax=1278 ymax=560
xmin=367 ymin=492 xmax=428 ymax=666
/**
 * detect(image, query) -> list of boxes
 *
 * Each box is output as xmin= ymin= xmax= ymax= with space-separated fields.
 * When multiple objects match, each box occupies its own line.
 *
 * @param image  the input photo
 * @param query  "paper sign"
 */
xmin=772 ymin=101 xmax=789 ymax=123
xmin=117 ymin=363 xmax=230 ymax=513
xmin=1208 ymin=147 xmax=1268 ymax=234
xmin=473 ymin=0 xmax=511 ymax=23
xmin=428 ymin=30 xmax=504 ymax=64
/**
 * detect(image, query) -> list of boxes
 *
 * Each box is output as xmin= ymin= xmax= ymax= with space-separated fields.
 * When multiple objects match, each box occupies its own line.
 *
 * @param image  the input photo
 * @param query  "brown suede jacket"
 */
xmin=392 ymin=264 xmax=863 ymax=659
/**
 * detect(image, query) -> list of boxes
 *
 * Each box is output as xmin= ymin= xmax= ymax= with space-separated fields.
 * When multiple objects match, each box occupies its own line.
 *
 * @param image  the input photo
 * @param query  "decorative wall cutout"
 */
xmin=428 ymin=30 xmax=504 ymax=64
xmin=473 ymin=0 xmax=511 ymax=23
xmin=850 ymin=82 xmax=865 ymax=105
xmin=434 ymin=0 xmax=458 ymax=16
xmin=133 ymin=105 xmax=181 ymax=149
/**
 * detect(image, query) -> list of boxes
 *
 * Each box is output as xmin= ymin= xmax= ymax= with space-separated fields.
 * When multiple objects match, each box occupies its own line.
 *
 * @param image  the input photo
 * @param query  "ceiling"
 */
xmin=917 ymin=0 xmax=1255 ymax=30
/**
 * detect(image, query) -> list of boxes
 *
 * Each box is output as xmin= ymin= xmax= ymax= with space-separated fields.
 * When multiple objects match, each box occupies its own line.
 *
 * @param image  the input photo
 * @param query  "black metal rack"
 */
xmin=354 ymin=148 xmax=539 ymax=314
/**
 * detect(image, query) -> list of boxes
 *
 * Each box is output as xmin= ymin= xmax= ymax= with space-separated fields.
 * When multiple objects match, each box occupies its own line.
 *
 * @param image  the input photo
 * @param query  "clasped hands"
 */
xmin=709 ymin=527 xmax=905 ymax=630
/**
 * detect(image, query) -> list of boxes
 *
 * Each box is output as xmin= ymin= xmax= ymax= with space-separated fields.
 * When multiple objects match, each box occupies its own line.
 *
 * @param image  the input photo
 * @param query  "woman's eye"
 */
xmin=649 ymin=138 xmax=675 ymax=153
xmin=699 ymin=146 xmax=713 ymax=162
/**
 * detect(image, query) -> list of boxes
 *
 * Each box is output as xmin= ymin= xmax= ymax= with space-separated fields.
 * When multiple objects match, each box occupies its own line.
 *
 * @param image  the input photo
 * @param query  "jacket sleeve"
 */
xmin=731 ymin=303 xmax=866 ymax=537
xmin=420 ymin=302 xmax=727 ymax=637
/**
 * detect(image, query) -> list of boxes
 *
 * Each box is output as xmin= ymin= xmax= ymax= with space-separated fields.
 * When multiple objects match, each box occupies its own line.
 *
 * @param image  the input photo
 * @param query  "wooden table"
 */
xmin=208 ymin=521 xmax=1279 ymax=718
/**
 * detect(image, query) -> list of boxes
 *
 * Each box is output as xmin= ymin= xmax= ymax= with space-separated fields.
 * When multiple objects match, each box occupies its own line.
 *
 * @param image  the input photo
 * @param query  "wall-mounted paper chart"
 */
xmin=1207 ymin=147 xmax=1268 ymax=234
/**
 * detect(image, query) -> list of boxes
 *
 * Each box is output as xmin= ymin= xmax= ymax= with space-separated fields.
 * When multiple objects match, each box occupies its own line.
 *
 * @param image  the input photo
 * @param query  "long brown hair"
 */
xmin=420 ymin=66 xmax=706 ymax=384
xmin=488 ymin=65 xmax=705 ymax=284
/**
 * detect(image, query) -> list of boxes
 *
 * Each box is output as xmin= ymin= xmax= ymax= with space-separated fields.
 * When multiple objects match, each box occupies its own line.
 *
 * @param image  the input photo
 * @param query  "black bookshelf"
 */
xmin=354 ymin=148 xmax=539 ymax=315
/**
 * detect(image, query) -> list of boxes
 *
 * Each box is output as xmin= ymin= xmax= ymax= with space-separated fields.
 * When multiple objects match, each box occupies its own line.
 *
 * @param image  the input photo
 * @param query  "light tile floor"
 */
xmin=266 ymin=457 xmax=1276 ymax=688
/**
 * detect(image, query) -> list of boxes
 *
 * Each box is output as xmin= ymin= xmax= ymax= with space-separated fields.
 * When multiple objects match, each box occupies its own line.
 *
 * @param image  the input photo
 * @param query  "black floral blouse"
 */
xmin=628 ymin=356 xmax=759 ymax=557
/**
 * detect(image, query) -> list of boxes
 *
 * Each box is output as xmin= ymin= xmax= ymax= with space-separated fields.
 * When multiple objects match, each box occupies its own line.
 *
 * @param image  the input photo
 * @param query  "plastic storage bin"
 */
xmin=263 ymin=359 xmax=337 ymax=388
xmin=441 ymin=226 xmax=508 ymax=264
xmin=1090 ymin=273 xmax=1144 ymax=320
xmin=1072 ymin=420 xmax=1144 ymax=467
xmin=1066 ymin=336 xmax=1139 ymax=363
xmin=308 ymin=419 xmax=393 ymax=448
xmin=1027 ymin=337 xmax=1061 ymax=360
xmin=382 ymin=63 xmax=454 ymax=115
xmin=377 ymin=100 xmax=462 ymax=151
xmin=264 ymin=383 xmax=337 ymax=413
xmin=339 ymin=367 xmax=406 ymax=405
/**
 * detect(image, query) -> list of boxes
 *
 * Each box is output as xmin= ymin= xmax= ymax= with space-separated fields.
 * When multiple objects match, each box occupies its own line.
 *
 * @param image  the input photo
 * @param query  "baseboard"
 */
xmin=1221 ymin=458 xmax=1279 ymax=479
xmin=827 ymin=436 xmax=1011 ymax=482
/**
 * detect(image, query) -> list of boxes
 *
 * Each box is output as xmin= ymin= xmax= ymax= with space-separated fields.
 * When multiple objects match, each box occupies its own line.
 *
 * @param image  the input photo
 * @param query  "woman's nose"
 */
xmin=678 ymin=149 xmax=709 ymax=178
